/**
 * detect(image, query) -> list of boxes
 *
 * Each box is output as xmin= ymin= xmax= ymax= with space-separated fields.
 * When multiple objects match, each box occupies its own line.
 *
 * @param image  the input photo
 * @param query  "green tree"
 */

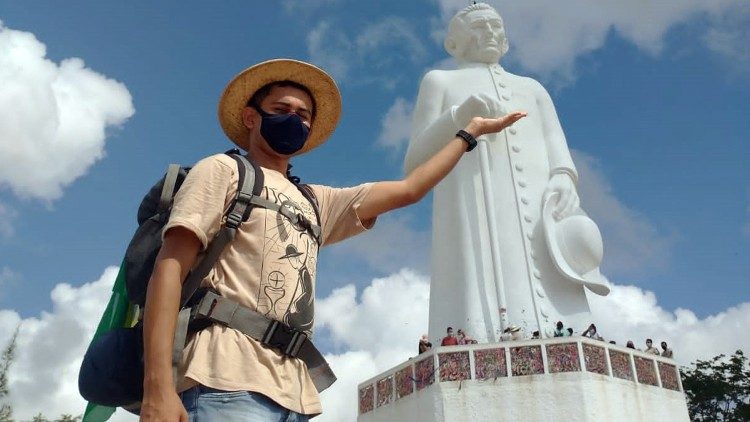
xmin=0 ymin=331 xmax=82 ymax=422
xmin=681 ymin=349 xmax=750 ymax=421
xmin=0 ymin=329 xmax=18 ymax=422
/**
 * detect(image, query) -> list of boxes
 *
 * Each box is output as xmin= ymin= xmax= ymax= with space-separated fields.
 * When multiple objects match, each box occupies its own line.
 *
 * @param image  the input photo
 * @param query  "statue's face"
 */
xmin=460 ymin=9 xmax=505 ymax=64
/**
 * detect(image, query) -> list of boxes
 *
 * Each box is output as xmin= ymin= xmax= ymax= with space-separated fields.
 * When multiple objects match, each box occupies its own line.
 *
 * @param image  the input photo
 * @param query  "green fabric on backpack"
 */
xmin=82 ymin=260 xmax=138 ymax=422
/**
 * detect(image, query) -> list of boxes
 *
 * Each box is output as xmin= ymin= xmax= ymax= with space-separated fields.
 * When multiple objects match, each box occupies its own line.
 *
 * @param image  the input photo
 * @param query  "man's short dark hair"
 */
xmin=447 ymin=326 xmax=453 ymax=332
xmin=247 ymin=80 xmax=317 ymax=118
xmin=646 ymin=338 xmax=653 ymax=343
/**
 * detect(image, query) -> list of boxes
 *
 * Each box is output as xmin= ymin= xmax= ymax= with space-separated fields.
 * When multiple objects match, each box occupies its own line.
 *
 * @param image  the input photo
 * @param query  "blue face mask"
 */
xmin=255 ymin=107 xmax=310 ymax=155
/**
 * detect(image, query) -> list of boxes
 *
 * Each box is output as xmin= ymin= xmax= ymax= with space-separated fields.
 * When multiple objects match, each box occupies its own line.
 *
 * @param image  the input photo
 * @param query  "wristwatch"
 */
xmin=455 ymin=129 xmax=478 ymax=152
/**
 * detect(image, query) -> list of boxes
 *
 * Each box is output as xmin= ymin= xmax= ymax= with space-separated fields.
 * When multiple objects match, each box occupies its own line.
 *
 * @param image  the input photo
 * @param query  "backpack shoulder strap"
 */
xmin=296 ymin=183 xmax=321 ymax=228
xmin=178 ymin=151 xmax=259 ymax=307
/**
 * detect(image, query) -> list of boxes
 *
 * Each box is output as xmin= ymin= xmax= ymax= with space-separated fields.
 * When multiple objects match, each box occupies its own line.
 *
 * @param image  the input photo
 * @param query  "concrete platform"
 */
xmin=357 ymin=337 xmax=689 ymax=421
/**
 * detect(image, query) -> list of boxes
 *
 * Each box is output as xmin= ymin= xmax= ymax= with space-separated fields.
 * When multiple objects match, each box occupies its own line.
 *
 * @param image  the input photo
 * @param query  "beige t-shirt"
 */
xmin=164 ymin=153 xmax=375 ymax=415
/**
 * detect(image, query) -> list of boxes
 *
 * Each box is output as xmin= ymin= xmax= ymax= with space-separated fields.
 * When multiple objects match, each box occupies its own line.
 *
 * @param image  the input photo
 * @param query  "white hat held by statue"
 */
xmin=542 ymin=193 xmax=611 ymax=296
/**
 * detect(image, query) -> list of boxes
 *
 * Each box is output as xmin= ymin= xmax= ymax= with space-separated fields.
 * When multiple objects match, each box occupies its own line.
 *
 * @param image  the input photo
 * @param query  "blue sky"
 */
xmin=0 ymin=1 xmax=748 ymax=419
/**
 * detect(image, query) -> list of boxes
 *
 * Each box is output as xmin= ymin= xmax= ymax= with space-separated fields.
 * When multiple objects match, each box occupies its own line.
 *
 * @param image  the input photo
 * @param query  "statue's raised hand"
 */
xmin=454 ymin=93 xmax=506 ymax=128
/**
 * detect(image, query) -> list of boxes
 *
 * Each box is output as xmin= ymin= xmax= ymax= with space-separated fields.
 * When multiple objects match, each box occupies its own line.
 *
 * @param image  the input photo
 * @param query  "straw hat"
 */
xmin=218 ymin=59 xmax=342 ymax=154
xmin=542 ymin=193 xmax=610 ymax=296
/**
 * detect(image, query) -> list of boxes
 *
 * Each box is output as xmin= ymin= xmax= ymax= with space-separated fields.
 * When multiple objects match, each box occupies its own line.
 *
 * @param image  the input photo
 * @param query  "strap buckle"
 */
xmin=262 ymin=320 xmax=308 ymax=358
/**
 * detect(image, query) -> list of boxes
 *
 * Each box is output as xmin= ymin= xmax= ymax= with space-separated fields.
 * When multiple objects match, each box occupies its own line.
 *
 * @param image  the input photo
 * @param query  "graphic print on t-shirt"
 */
xmin=256 ymin=183 xmax=318 ymax=335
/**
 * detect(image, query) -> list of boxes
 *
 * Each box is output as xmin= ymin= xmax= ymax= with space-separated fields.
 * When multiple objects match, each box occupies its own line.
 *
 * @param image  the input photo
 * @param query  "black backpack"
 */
xmin=79 ymin=149 xmax=322 ymax=408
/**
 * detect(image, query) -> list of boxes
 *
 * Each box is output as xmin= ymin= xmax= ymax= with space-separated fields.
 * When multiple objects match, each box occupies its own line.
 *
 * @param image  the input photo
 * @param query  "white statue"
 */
xmin=404 ymin=3 xmax=609 ymax=340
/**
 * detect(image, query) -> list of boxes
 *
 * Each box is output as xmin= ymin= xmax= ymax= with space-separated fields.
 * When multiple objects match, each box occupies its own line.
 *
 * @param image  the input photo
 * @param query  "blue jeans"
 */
xmin=180 ymin=385 xmax=309 ymax=422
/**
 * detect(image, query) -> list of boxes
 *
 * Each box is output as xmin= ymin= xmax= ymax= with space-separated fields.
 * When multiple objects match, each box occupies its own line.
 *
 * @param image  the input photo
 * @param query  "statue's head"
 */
xmin=444 ymin=3 xmax=508 ymax=64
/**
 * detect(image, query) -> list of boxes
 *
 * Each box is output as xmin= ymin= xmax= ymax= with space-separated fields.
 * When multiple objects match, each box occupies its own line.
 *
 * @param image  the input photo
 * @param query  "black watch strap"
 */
xmin=456 ymin=129 xmax=478 ymax=152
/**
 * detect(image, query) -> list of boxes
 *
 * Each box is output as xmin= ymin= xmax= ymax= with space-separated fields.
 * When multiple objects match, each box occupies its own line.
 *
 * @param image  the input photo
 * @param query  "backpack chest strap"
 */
xmin=190 ymin=290 xmax=335 ymax=392
xmin=248 ymin=196 xmax=322 ymax=244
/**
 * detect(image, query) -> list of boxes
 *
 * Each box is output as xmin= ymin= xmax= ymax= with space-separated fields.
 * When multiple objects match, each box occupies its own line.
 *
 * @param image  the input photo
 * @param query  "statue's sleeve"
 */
xmin=403 ymin=71 xmax=460 ymax=175
xmin=534 ymin=80 xmax=579 ymax=183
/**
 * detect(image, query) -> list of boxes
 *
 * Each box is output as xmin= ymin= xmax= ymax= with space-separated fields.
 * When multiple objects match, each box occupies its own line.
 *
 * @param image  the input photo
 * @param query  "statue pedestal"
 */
xmin=357 ymin=338 xmax=689 ymax=421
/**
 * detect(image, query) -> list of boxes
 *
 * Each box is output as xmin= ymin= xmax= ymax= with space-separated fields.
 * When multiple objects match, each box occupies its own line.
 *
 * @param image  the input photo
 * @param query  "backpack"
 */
xmin=79 ymin=149 xmax=323 ymax=409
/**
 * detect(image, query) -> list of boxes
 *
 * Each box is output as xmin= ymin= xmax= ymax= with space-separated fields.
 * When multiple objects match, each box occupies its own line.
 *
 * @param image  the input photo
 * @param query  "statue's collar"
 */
xmin=456 ymin=62 xmax=505 ymax=72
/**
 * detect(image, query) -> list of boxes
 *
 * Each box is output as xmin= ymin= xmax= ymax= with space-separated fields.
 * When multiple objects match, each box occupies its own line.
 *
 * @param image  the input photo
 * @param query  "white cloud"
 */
xmin=588 ymin=284 xmax=750 ymax=365
xmin=573 ymin=150 xmax=675 ymax=278
xmin=1 ymin=265 xmax=747 ymax=421
xmin=0 ymin=267 xmax=20 ymax=297
xmin=376 ymin=97 xmax=414 ymax=152
xmin=306 ymin=21 xmax=353 ymax=82
xmin=0 ymin=203 xmax=16 ymax=238
xmin=315 ymin=271 xmax=749 ymax=421
xmin=0 ymin=266 xmax=136 ymax=421
xmin=702 ymin=3 xmax=750 ymax=75
xmin=432 ymin=0 xmax=747 ymax=82
xmin=327 ymin=213 xmax=430 ymax=274
xmin=306 ymin=17 xmax=427 ymax=86
xmin=0 ymin=22 xmax=134 ymax=202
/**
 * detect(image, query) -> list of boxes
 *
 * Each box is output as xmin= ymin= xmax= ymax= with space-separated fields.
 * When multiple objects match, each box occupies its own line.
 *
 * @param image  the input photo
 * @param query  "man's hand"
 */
xmin=464 ymin=111 xmax=527 ymax=138
xmin=544 ymin=173 xmax=579 ymax=220
xmin=454 ymin=93 xmax=506 ymax=128
xmin=140 ymin=388 xmax=188 ymax=422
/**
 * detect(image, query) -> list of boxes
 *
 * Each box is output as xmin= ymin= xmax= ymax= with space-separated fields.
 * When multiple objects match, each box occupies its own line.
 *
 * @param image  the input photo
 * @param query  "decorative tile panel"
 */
xmin=438 ymin=351 xmax=471 ymax=382
xmin=359 ymin=384 xmax=374 ymax=414
xmin=658 ymin=362 xmax=680 ymax=391
xmin=415 ymin=356 xmax=435 ymax=390
xmin=510 ymin=345 xmax=544 ymax=376
xmin=634 ymin=356 xmax=658 ymax=386
xmin=609 ymin=350 xmax=634 ymax=381
xmin=474 ymin=347 xmax=507 ymax=379
xmin=376 ymin=375 xmax=393 ymax=407
xmin=395 ymin=365 xmax=414 ymax=399
xmin=583 ymin=344 xmax=608 ymax=375
xmin=546 ymin=343 xmax=581 ymax=373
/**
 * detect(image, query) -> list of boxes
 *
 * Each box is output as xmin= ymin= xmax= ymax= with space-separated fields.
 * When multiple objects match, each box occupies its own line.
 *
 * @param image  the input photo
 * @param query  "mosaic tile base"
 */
xmin=547 ymin=343 xmax=581 ymax=373
xmin=359 ymin=384 xmax=374 ymax=414
xmin=415 ymin=356 xmax=435 ymax=390
xmin=395 ymin=365 xmax=414 ymax=399
xmin=583 ymin=343 xmax=608 ymax=375
xmin=511 ymin=345 xmax=544 ymax=376
xmin=439 ymin=351 xmax=471 ymax=381
xmin=376 ymin=375 xmax=393 ymax=407
xmin=634 ymin=356 xmax=658 ymax=386
xmin=658 ymin=362 xmax=680 ymax=391
xmin=474 ymin=347 xmax=507 ymax=379
xmin=609 ymin=350 xmax=634 ymax=381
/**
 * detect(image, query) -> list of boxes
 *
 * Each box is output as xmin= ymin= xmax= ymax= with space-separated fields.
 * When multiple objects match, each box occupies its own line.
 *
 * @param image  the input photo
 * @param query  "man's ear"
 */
xmin=444 ymin=37 xmax=460 ymax=57
xmin=242 ymin=106 xmax=258 ymax=130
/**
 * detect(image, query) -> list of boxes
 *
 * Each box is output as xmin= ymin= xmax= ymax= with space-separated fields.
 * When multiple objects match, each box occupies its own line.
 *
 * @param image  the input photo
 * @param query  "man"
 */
xmin=404 ymin=2 xmax=609 ymax=342
xmin=140 ymin=59 xmax=525 ymax=421
xmin=418 ymin=334 xmax=432 ymax=354
xmin=441 ymin=327 xmax=459 ymax=346
xmin=661 ymin=341 xmax=673 ymax=358
xmin=582 ymin=323 xmax=603 ymax=341
xmin=645 ymin=338 xmax=661 ymax=355
xmin=553 ymin=321 xmax=566 ymax=337
xmin=457 ymin=329 xmax=477 ymax=345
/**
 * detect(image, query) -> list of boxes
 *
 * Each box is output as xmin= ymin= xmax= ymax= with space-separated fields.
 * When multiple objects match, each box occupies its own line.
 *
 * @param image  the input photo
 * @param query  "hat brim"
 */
xmin=218 ymin=59 xmax=341 ymax=155
xmin=542 ymin=194 xmax=611 ymax=296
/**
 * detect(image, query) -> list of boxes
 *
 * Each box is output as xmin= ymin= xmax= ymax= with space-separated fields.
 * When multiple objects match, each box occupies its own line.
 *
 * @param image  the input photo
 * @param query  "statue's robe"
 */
xmin=405 ymin=62 xmax=592 ymax=340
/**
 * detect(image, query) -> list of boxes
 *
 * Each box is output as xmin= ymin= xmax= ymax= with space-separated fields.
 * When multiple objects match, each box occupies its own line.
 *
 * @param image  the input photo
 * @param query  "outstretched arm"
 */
xmin=357 ymin=112 xmax=527 ymax=221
